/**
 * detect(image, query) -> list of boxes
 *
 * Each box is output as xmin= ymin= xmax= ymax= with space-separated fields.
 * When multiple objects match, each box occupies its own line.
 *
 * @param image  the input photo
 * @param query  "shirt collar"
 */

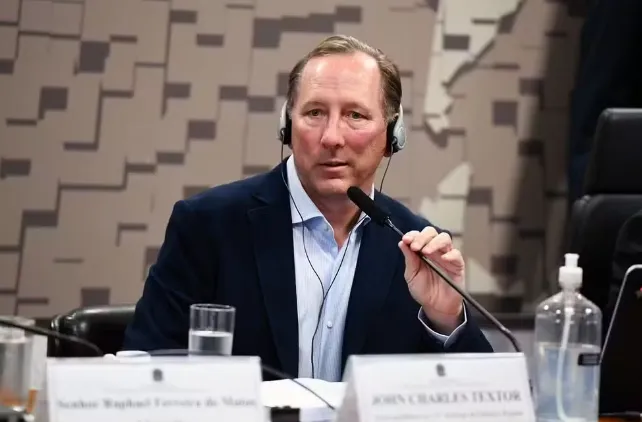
xmin=286 ymin=155 xmax=373 ymax=228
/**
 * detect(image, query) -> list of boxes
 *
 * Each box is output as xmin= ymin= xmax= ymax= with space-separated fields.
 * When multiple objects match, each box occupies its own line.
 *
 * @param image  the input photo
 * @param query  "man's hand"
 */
xmin=398 ymin=227 xmax=465 ymax=333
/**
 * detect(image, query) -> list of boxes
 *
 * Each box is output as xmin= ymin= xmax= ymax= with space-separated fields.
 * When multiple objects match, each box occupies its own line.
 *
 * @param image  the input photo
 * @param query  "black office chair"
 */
xmin=563 ymin=108 xmax=642 ymax=315
xmin=48 ymin=304 xmax=135 ymax=357
xmin=565 ymin=194 xmax=642 ymax=314
xmin=583 ymin=108 xmax=642 ymax=195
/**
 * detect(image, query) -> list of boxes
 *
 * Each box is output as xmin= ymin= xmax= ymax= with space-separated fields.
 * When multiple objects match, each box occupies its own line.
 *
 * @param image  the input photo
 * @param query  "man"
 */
xmin=123 ymin=34 xmax=492 ymax=381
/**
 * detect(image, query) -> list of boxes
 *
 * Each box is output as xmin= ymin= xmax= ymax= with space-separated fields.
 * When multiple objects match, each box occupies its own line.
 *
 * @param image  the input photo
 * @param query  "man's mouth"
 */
xmin=321 ymin=161 xmax=347 ymax=167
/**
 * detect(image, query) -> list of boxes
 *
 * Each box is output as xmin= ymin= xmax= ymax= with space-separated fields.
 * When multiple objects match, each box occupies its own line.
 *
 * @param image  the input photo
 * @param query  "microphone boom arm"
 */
xmin=0 ymin=316 xmax=103 ymax=356
xmin=383 ymin=217 xmax=523 ymax=354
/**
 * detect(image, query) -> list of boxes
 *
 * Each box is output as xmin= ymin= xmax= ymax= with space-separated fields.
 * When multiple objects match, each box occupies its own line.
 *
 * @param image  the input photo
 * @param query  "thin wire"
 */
xmin=280 ymin=144 xmax=364 ymax=378
xmin=279 ymin=137 xmax=392 ymax=376
xmin=379 ymin=152 xmax=392 ymax=193
xmin=147 ymin=349 xmax=336 ymax=410
xmin=308 ymin=236 xmax=351 ymax=378
xmin=261 ymin=363 xmax=336 ymax=410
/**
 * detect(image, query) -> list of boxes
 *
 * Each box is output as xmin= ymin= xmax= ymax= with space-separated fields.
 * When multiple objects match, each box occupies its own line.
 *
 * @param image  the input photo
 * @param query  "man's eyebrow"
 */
xmin=342 ymin=101 xmax=371 ymax=111
xmin=299 ymin=100 xmax=325 ymax=108
xmin=299 ymin=100 xmax=371 ymax=110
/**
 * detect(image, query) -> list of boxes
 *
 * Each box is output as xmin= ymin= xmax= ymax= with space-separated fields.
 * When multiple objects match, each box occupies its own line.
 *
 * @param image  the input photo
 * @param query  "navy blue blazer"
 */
xmin=122 ymin=161 xmax=493 ymax=378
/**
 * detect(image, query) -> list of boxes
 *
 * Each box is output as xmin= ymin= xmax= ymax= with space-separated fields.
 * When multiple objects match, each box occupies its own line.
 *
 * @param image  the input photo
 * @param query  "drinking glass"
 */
xmin=0 ymin=316 xmax=33 ymax=413
xmin=188 ymin=304 xmax=235 ymax=356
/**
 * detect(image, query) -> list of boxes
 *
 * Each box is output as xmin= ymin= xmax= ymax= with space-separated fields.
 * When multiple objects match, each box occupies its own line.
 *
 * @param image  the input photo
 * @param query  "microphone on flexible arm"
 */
xmin=346 ymin=186 xmax=523 ymax=354
xmin=0 ymin=316 xmax=103 ymax=356
xmin=0 ymin=317 xmax=336 ymax=410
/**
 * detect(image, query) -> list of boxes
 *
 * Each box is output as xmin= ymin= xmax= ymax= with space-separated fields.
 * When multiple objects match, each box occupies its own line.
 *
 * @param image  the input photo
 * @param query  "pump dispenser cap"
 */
xmin=559 ymin=253 xmax=582 ymax=290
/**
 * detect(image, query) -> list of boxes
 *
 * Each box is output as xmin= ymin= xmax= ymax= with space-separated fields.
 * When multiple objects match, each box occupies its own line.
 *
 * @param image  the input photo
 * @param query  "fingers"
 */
xmin=439 ymin=249 xmax=465 ymax=273
xmin=398 ymin=240 xmax=421 ymax=282
xmin=402 ymin=227 xmax=436 ymax=252
xmin=441 ymin=248 xmax=462 ymax=261
xmin=402 ymin=227 xmax=452 ymax=256
xmin=422 ymin=232 xmax=453 ymax=256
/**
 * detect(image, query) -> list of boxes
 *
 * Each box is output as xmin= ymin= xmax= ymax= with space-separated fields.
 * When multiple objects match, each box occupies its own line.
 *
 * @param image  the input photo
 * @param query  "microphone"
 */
xmin=0 ymin=317 xmax=335 ymax=410
xmin=346 ymin=186 xmax=523 ymax=353
xmin=0 ymin=316 xmax=103 ymax=356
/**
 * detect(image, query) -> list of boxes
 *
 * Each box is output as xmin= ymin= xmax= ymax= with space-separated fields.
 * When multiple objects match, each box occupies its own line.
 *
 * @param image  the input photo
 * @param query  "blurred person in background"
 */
xmin=568 ymin=0 xmax=642 ymax=204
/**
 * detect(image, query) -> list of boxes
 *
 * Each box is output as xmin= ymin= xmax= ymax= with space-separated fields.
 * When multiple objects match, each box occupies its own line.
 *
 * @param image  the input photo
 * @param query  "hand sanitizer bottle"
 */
xmin=533 ymin=253 xmax=602 ymax=422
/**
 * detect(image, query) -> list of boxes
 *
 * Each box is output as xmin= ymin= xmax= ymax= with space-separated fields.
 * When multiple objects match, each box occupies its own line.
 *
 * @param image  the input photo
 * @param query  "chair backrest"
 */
xmin=48 ymin=304 xmax=135 ymax=357
xmin=565 ymin=194 xmax=642 ymax=313
xmin=583 ymin=108 xmax=642 ymax=195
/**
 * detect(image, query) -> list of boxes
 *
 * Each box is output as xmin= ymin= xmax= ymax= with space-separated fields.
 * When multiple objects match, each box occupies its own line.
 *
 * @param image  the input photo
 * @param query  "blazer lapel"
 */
xmin=247 ymin=164 xmax=299 ymax=377
xmin=341 ymin=203 xmax=401 ymax=370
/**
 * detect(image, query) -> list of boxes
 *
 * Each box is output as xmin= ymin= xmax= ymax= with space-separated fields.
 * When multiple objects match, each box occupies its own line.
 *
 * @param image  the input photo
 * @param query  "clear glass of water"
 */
xmin=188 ymin=304 xmax=235 ymax=356
xmin=0 ymin=316 xmax=34 ymax=413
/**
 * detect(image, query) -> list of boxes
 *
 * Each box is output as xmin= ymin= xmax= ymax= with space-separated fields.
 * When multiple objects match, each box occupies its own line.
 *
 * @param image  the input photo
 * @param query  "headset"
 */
xmin=277 ymin=102 xmax=407 ymax=154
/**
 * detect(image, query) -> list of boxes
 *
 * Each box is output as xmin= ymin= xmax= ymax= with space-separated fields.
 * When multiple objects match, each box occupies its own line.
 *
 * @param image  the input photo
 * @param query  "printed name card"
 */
xmin=46 ymin=356 xmax=265 ymax=422
xmin=335 ymin=352 xmax=535 ymax=422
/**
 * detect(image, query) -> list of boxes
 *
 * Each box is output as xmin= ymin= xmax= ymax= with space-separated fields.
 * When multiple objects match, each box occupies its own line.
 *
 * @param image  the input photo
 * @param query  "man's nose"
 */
xmin=320 ymin=116 xmax=345 ymax=148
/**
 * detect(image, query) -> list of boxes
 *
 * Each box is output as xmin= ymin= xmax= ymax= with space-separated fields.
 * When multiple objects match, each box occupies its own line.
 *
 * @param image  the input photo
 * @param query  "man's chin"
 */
xmin=315 ymin=179 xmax=352 ymax=197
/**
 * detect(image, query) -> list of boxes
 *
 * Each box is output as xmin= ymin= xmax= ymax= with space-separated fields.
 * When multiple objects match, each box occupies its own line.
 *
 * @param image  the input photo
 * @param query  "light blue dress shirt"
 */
xmin=285 ymin=156 xmax=467 ymax=381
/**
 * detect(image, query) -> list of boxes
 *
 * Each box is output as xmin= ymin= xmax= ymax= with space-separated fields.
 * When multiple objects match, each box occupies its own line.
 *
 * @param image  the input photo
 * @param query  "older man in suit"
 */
xmin=122 ymin=34 xmax=492 ymax=381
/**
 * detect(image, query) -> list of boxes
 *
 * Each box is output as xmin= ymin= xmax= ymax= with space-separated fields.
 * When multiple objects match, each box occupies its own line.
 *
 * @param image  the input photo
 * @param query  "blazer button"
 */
xmin=326 ymin=320 xmax=333 ymax=329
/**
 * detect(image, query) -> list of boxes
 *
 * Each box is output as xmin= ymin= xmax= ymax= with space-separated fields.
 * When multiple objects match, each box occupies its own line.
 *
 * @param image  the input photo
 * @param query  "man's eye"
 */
xmin=308 ymin=110 xmax=321 ymax=117
xmin=349 ymin=111 xmax=363 ymax=119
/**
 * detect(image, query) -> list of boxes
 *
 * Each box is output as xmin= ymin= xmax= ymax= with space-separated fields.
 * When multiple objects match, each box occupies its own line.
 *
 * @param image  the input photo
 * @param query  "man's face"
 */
xmin=289 ymin=52 xmax=389 ymax=201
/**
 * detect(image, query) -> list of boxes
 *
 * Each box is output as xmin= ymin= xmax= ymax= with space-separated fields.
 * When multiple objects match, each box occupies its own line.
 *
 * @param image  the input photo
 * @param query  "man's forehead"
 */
xmin=300 ymin=52 xmax=380 ymax=83
xmin=296 ymin=52 xmax=382 ymax=102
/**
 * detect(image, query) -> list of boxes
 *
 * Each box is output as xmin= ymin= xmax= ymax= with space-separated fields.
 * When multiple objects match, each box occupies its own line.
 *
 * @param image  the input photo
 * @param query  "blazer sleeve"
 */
xmin=418 ymin=306 xmax=494 ymax=353
xmin=122 ymin=199 xmax=217 ymax=352
xmin=607 ymin=210 xmax=642 ymax=322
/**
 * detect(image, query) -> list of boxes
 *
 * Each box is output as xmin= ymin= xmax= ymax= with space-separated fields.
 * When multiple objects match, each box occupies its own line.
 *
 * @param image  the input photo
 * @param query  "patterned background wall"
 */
xmin=0 ymin=0 xmax=587 ymax=318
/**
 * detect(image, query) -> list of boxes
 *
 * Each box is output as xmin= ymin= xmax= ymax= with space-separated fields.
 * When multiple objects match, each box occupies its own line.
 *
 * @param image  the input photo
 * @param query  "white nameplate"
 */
xmin=46 ymin=356 xmax=265 ymax=422
xmin=336 ymin=353 xmax=535 ymax=422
